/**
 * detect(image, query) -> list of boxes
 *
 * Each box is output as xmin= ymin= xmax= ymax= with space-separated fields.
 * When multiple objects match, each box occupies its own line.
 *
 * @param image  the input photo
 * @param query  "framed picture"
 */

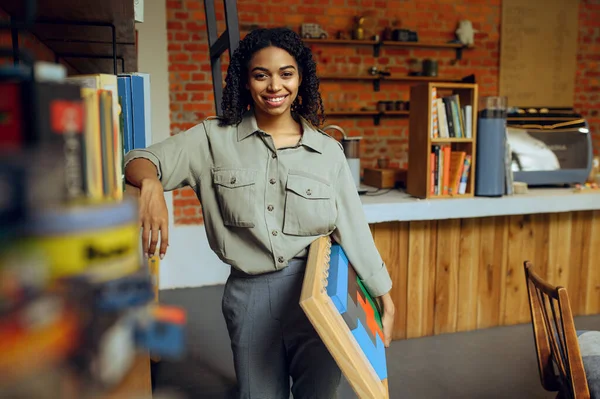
xmin=300 ymin=235 xmax=389 ymax=399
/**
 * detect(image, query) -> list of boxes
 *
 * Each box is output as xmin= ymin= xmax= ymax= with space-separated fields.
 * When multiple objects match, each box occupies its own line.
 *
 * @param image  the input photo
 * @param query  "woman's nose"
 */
xmin=268 ymin=77 xmax=282 ymax=92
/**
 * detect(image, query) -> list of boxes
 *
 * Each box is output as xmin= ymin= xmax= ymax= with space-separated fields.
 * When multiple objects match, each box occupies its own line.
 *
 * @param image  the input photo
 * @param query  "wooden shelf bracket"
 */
xmin=373 ymin=41 xmax=382 ymax=57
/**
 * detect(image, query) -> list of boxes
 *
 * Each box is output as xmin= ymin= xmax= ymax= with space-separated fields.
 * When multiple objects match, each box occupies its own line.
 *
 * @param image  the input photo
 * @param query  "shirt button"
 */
xmin=272 ymin=230 xmax=278 ymax=236
xmin=277 ymin=256 xmax=284 ymax=263
xmin=267 ymin=205 xmax=274 ymax=211
xmin=270 ymin=178 xmax=276 ymax=185
xmin=306 ymin=188 xmax=312 ymax=196
xmin=230 ymin=177 xmax=237 ymax=184
xmin=272 ymin=153 xmax=277 ymax=159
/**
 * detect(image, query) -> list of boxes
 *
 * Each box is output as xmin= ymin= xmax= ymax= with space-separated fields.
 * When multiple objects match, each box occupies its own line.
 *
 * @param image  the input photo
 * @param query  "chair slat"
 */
xmin=523 ymin=261 xmax=590 ymax=399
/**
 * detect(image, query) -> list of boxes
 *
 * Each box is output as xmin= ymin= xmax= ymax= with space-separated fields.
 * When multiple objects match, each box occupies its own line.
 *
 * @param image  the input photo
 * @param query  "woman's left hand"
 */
xmin=378 ymin=292 xmax=395 ymax=347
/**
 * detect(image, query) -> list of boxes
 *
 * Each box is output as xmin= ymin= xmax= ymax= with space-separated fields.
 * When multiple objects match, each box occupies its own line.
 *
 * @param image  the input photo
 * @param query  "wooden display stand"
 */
xmin=406 ymin=82 xmax=479 ymax=199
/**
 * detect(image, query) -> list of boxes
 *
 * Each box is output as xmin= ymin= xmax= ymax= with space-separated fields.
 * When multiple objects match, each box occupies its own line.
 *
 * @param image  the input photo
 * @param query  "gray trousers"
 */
xmin=222 ymin=258 xmax=341 ymax=399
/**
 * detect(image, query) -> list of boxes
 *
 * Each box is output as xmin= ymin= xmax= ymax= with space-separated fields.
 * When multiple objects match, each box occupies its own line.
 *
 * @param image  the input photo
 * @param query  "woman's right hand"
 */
xmin=139 ymin=178 xmax=169 ymax=259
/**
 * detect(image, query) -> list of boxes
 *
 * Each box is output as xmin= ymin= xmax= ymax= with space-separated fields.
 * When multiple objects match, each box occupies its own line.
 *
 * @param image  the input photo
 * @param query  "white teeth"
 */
xmin=266 ymin=96 xmax=286 ymax=103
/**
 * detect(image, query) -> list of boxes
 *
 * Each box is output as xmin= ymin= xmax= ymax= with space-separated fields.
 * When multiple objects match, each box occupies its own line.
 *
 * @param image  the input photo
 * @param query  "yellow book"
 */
xmin=99 ymin=90 xmax=116 ymax=198
xmin=81 ymin=88 xmax=103 ymax=200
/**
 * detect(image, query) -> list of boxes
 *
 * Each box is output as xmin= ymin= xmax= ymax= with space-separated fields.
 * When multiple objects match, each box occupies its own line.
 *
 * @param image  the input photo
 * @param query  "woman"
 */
xmin=124 ymin=27 xmax=395 ymax=398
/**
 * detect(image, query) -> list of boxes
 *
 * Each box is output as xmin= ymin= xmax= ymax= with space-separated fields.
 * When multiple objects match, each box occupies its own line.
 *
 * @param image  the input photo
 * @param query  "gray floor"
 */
xmin=152 ymin=286 xmax=600 ymax=399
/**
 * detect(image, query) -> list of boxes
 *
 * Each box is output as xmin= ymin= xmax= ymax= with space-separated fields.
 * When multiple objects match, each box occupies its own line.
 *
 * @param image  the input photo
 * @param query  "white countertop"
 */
xmin=359 ymin=187 xmax=600 ymax=223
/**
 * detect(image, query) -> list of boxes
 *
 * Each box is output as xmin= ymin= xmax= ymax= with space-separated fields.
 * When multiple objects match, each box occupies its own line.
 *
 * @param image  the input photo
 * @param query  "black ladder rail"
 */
xmin=204 ymin=0 xmax=240 ymax=116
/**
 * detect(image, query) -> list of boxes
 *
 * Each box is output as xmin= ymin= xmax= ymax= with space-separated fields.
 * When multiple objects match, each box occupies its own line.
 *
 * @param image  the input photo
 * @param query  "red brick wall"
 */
xmin=574 ymin=1 xmax=600 ymax=146
xmin=167 ymin=0 xmax=599 ymax=225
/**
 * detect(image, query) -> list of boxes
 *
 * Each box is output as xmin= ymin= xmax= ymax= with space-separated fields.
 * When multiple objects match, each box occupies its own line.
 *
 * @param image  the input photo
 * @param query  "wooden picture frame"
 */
xmin=300 ymin=235 xmax=389 ymax=399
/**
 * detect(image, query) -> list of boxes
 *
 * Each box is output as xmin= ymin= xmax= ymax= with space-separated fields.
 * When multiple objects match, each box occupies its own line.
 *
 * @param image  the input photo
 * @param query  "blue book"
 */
xmin=118 ymin=73 xmax=146 ymax=149
xmin=117 ymin=76 xmax=134 ymax=153
xmin=133 ymin=72 xmax=152 ymax=146
xmin=130 ymin=75 xmax=146 ymax=149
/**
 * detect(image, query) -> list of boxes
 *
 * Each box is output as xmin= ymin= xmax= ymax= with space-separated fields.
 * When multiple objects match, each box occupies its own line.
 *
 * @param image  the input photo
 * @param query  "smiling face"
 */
xmin=246 ymin=46 xmax=301 ymax=119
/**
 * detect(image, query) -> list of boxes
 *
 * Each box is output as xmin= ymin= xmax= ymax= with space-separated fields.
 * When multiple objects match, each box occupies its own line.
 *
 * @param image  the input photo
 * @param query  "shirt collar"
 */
xmin=236 ymin=110 xmax=324 ymax=154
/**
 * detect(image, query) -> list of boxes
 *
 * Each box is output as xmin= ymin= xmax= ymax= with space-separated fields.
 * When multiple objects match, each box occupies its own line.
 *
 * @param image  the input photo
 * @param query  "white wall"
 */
xmin=136 ymin=0 xmax=229 ymax=289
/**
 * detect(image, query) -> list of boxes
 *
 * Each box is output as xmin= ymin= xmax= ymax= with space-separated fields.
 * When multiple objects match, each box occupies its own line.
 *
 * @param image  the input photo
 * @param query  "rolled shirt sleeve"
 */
xmin=123 ymin=124 xmax=207 ymax=191
xmin=331 ymin=157 xmax=393 ymax=297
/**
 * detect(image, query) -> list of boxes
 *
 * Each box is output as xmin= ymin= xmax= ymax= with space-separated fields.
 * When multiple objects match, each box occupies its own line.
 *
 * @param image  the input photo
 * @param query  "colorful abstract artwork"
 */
xmin=327 ymin=243 xmax=387 ymax=381
xmin=301 ymin=236 xmax=389 ymax=399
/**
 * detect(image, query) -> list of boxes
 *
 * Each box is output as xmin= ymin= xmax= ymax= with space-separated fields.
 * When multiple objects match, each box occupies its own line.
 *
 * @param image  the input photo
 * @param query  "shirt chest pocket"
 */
xmin=212 ymin=168 xmax=257 ymax=228
xmin=283 ymin=171 xmax=337 ymax=236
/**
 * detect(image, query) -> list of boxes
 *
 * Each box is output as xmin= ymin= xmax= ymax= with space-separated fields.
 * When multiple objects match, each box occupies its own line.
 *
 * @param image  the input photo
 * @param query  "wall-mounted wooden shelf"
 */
xmin=304 ymin=38 xmax=472 ymax=58
xmin=325 ymin=110 xmax=409 ymax=125
xmin=318 ymin=74 xmax=463 ymax=91
xmin=381 ymin=41 xmax=466 ymax=49
xmin=304 ymin=38 xmax=378 ymax=45
xmin=319 ymin=75 xmax=378 ymax=81
xmin=386 ymin=76 xmax=462 ymax=82
xmin=1 ymin=0 xmax=137 ymax=74
xmin=327 ymin=110 xmax=379 ymax=116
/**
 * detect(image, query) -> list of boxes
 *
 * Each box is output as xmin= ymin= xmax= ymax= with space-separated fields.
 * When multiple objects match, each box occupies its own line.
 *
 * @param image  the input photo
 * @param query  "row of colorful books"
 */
xmin=0 ymin=63 xmax=151 ymax=207
xmin=65 ymin=72 xmax=152 ymax=201
xmin=431 ymin=89 xmax=473 ymax=139
xmin=430 ymin=145 xmax=472 ymax=196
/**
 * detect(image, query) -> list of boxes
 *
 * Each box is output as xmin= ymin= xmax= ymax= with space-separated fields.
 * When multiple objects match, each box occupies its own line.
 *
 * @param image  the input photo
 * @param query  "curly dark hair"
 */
xmin=219 ymin=27 xmax=325 ymax=127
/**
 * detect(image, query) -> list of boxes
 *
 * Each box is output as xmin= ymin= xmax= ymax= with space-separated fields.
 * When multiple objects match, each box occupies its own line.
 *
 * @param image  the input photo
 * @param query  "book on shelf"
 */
xmin=431 ymin=91 xmax=473 ymax=139
xmin=81 ymin=88 xmax=103 ymax=199
xmin=135 ymin=72 xmax=152 ymax=147
xmin=430 ymin=144 xmax=472 ymax=196
xmin=431 ymin=87 xmax=439 ymax=139
xmin=118 ymin=73 xmax=152 ymax=150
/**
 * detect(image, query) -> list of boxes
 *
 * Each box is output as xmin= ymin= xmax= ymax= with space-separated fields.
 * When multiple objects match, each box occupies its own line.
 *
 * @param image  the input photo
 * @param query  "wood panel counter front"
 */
xmin=360 ymin=188 xmax=600 ymax=340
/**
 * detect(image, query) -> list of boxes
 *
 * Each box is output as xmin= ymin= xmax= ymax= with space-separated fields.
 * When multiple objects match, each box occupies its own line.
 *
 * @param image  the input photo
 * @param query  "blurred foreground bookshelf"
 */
xmin=0 ymin=2 xmax=184 ymax=398
xmin=406 ymin=82 xmax=479 ymax=199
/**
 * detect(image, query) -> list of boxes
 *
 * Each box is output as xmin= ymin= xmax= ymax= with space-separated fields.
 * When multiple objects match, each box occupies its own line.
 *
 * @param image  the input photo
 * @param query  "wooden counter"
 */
xmin=363 ymin=189 xmax=600 ymax=340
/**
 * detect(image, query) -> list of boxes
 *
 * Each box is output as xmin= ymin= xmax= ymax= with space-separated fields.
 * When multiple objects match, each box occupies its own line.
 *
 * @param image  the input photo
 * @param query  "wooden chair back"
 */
xmin=524 ymin=261 xmax=590 ymax=399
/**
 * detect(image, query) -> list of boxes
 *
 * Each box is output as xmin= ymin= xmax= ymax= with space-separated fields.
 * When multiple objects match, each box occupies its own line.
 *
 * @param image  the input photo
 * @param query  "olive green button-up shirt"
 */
xmin=123 ymin=111 xmax=392 ymax=297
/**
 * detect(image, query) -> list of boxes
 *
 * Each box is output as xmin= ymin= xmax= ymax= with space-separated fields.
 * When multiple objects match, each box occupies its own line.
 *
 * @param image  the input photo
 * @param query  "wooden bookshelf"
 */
xmin=406 ymin=82 xmax=479 ymax=199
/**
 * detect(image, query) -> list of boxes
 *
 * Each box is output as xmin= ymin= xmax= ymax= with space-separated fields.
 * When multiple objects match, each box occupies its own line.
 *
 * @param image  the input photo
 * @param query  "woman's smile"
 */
xmin=262 ymin=94 xmax=289 ymax=107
